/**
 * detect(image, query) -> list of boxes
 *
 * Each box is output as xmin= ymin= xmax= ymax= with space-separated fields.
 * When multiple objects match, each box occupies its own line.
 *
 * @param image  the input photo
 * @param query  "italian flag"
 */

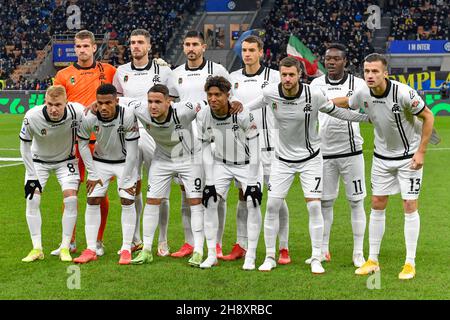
xmin=286 ymin=35 xmax=326 ymax=77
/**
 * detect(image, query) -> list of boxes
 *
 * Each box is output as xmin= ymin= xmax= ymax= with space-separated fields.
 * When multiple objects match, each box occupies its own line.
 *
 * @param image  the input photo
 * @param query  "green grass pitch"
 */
xmin=1 ymin=114 xmax=449 ymax=300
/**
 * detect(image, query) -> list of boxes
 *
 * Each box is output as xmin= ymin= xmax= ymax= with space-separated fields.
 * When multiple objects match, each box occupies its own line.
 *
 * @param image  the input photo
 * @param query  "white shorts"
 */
xmin=147 ymin=154 xmax=203 ymax=199
xmin=371 ymin=156 xmax=423 ymax=200
xmin=322 ymin=153 xmax=366 ymax=201
xmin=261 ymin=150 xmax=275 ymax=185
xmin=26 ymin=158 xmax=80 ymax=191
xmin=268 ymin=153 xmax=323 ymax=199
xmin=89 ymin=161 xmax=138 ymax=200
xmin=214 ymin=160 xmax=264 ymax=200
xmin=137 ymin=128 xmax=156 ymax=180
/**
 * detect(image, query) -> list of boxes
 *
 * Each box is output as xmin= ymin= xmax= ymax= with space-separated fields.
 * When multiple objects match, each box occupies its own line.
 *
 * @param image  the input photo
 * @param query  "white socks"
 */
xmin=368 ymin=209 xmax=386 ymax=262
xmin=307 ymin=201 xmax=324 ymax=259
xmin=278 ymin=200 xmax=289 ymax=250
xmin=236 ymin=200 xmax=248 ymax=249
xmin=404 ymin=211 xmax=420 ymax=266
xmin=158 ymin=199 xmax=170 ymax=243
xmin=121 ymin=204 xmax=136 ymax=252
xmin=350 ymin=200 xmax=366 ymax=256
xmin=181 ymin=191 xmax=194 ymax=245
xmin=321 ymin=199 xmax=334 ymax=254
xmin=142 ymin=204 xmax=159 ymax=252
xmin=204 ymin=198 xmax=219 ymax=257
xmin=190 ymin=204 xmax=204 ymax=253
xmin=264 ymin=197 xmax=282 ymax=258
xmin=85 ymin=203 xmax=101 ymax=251
xmin=133 ymin=193 xmax=143 ymax=243
xmin=62 ymin=196 xmax=78 ymax=248
xmin=246 ymin=199 xmax=262 ymax=260
xmin=216 ymin=198 xmax=226 ymax=247
xmin=26 ymin=194 xmax=42 ymax=250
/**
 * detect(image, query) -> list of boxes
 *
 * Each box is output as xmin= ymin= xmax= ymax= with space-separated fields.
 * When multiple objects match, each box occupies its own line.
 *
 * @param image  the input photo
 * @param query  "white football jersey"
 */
xmin=197 ymin=106 xmax=258 ymax=164
xmin=78 ymin=103 xmax=140 ymax=162
xmin=170 ymin=59 xmax=231 ymax=101
xmin=261 ymin=82 xmax=340 ymax=162
xmin=349 ymin=79 xmax=425 ymax=159
xmin=113 ymin=60 xmax=176 ymax=99
xmin=231 ymin=65 xmax=279 ymax=151
xmin=310 ymin=73 xmax=366 ymax=157
xmin=134 ymin=100 xmax=207 ymax=159
xmin=19 ymin=103 xmax=85 ymax=163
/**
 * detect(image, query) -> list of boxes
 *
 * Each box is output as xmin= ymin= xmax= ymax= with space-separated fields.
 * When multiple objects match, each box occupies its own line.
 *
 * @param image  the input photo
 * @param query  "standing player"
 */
xmin=247 ymin=57 xmax=370 ymax=273
xmin=333 ymin=53 xmax=434 ymax=280
xmin=227 ymin=35 xmax=291 ymax=265
xmin=20 ymin=86 xmax=84 ymax=262
xmin=113 ymin=29 xmax=176 ymax=256
xmin=198 ymin=76 xmax=263 ymax=270
xmin=308 ymin=43 xmax=367 ymax=267
xmin=52 ymin=30 xmax=116 ymax=256
xmin=130 ymin=84 xmax=207 ymax=267
xmin=169 ymin=30 xmax=237 ymax=258
xmin=73 ymin=84 xmax=139 ymax=265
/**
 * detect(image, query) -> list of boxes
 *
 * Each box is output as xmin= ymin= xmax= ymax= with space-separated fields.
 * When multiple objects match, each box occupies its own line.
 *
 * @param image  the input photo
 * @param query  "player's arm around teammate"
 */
xmin=20 ymin=86 xmax=82 ymax=263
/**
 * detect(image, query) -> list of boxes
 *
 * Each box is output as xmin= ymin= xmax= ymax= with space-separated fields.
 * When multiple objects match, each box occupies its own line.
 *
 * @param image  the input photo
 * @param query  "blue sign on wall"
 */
xmin=205 ymin=0 xmax=258 ymax=12
xmin=53 ymin=43 xmax=77 ymax=65
xmin=388 ymin=40 xmax=450 ymax=54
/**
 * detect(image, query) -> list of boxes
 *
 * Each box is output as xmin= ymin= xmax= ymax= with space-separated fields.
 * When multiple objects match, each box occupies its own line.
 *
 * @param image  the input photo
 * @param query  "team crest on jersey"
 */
xmin=40 ymin=128 xmax=47 ymax=136
xmin=411 ymin=100 xmax=420 ymax=109
xmin=94 ymin=125 xmax=100 ymax=133
xmin=195 ymin=103 xmax=202 ymax=113
xmin=364 ymin=101 xmax=369 ymax=109
xmin=303 ymin=104 xmax=312 ymax=113
xmin=70 ymin=76 xmax=75 ymax=85
xmin=124 ymin=75 xmax=129 ymax=82
xmin=392 ymin=103 xmax=401 ymax=113
xmin=152 ymin=75 xmax=161 ymax=83
xmin=178 ymin=77 xmax=183 ymax=84
xmin=234 ymin=82 xmax=239 ymax=89
xmin=271 ymin=102 xmax=278 ymax=110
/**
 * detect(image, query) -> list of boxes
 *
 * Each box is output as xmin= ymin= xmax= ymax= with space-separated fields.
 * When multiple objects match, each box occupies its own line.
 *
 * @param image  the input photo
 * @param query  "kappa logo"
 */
xmin=409 ymin=90 xmax=415 ymax=99
xmin=303 ymin=103 xmax=312 ymax=113
xmin=392 ymin=103 xmax=401 ymax=113
xmin=41 ymin=128 xmax=47 ymax=136
xmin=175 ymin=124 xmax=183 ymax=130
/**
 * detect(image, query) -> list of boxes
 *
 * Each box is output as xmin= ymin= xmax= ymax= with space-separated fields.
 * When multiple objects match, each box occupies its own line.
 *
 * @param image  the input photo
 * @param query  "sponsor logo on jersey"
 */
xmin=178 ymin=77 xmax=183 ymax=84
xmin=41 ymin=128 xmax=47 ymax=136
xmin=124 ymin=75 xmax=129 ymax=82
xmin=70 ymin=76 xmax=75 ymax=85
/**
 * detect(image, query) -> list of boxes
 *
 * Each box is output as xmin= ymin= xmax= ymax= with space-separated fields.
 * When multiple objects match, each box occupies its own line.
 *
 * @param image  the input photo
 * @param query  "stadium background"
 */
xmin=1 ymin=0 xmax=449 ymax=300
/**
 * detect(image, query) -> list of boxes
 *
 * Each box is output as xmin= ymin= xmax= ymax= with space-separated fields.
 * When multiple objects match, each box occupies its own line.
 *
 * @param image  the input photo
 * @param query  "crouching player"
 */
xmin=198 ymin=76 xmax=263 ymax=270
xmin=73 ymin=84 xmax=139 ymax=265
xmin=20 ymin=85 xmax=84 ymax=262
